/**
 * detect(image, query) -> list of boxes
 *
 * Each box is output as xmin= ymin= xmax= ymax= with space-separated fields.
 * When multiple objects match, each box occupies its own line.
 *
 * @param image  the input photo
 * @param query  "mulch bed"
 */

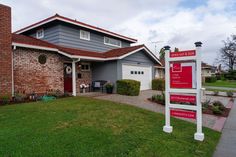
xmin=148 ymin=98 xmax=231 ymax=117
xmin=203 ymin=106 xmax=231 ymax=117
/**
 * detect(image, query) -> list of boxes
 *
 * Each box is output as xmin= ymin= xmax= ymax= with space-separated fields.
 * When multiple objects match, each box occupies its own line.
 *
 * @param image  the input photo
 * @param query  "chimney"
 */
xmin=0 ymin=4 xmax=12 ymax=97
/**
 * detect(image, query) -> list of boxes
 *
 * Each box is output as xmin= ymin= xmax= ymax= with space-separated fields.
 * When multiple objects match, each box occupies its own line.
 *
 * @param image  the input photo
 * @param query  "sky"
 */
xmin=2 ymin=0 xmax=236 ymax=65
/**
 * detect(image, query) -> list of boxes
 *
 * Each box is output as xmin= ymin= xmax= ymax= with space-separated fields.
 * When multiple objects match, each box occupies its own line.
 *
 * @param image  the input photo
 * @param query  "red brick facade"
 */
xmin=13 ymin=48 xmax=92 ymax=95
xmin=13 ymin=48 xmax=65 ymax=94
xmin=0 ymin=5 xmax=12 ymax=96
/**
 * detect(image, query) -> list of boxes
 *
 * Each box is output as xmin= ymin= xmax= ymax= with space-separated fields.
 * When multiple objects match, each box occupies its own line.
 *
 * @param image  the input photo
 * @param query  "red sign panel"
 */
xmin=170 ymin=109 xmax=196 ymax=119
xmin=170 ymin=63 xmax=193 ymax=88
xmin=170 ymin=94 xmax=196 ymax=104
xmin=170 ymin=50 xmax=196 ymax=58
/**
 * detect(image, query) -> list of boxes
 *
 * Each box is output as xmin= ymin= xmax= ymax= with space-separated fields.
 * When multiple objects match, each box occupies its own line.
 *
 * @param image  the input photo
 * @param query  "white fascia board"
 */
xmin=118 ymin=47 xmax=162 ymax=65
xmin=12 ymin=42 xmax=58 ymax=52
xmin=15 ymin=17 xmax=57 ymax=34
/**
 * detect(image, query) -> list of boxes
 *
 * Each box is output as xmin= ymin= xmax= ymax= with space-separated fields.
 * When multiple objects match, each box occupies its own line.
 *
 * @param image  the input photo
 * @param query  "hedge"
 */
xmin=116 ymin=79 xmax=140 ymax=96
xmin=205 ymin=76 xmax=217 ymax=83
xmin=152 ymin=79 xmax=165 ymax=91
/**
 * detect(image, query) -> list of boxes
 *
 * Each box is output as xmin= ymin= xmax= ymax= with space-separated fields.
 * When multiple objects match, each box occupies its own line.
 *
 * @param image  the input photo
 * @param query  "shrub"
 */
xmin=47 ymin=89 xmax=64 ymax=98
xmin=205 ymin=76 xmax=217 ymax=83
xmin=0 ymin=95 xmax=11 ymax=105
xmin=225 ymin=70 xmax=236 ymax=80
xmin=152 ymin=79 xmax=165 ymax=91
xmin=117 ymin=79 xmax=140 ymax=96
xmin=151 ymin=92 xmax=165 ymax=105
xmin=212 ymin=101 xmax=225 ymax=111
xmin=14 ymin=93 xmax=26 ymax=102
xmin=213 ymin=90 xmax=219 ymax=96
xmin=226 ymin=91 xmax=234 ymax=97
xmin=202 ymin=99 xmax=211 ymax=108
xmin=212 ymin=106 xmax=223 ymax=115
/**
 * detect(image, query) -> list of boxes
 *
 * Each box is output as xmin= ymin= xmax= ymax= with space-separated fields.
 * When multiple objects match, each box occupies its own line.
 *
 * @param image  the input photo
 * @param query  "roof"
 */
xmin=12 ymin=34 xmax=161 ymax=65
xmin=202 ymin=62 xmax=213 ymax=69
xmin=14 ymin=14 xmax=137 ymax=43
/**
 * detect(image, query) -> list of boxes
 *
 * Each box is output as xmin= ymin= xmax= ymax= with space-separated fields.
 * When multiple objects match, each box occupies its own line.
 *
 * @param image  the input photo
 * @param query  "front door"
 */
xmin=64 ymin=63 xmax=73 ymax=93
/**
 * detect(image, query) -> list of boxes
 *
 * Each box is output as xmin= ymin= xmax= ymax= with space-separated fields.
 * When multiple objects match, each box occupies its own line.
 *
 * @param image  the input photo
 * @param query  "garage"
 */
xmin=122 ymin=64 xmax=152 ymax=90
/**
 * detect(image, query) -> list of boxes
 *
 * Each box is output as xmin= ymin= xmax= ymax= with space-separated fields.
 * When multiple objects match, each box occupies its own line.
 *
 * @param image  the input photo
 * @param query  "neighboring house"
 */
xmin=0 ymin=4 xmax=162 ymax=97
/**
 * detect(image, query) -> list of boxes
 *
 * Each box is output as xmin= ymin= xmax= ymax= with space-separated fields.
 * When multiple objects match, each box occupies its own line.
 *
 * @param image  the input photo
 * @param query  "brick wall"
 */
xmin=76 ymin=63 xmax=92 ymax=93
xmin=0 ymin=4 xmax=12 ymax=96
xmin=13 ymin=48 xmax=64 ymax=94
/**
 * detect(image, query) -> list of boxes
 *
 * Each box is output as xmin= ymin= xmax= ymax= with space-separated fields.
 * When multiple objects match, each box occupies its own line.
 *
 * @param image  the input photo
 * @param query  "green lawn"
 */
xmin=204 ymin=80 xmax=236 ymax=88
xmin=0 ymin=97 xmax=220 ymax=157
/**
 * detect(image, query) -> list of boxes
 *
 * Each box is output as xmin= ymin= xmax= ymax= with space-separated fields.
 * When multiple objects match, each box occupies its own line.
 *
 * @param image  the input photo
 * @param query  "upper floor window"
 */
xmin=36 ymin=29 xmax=44 ymax=39
xmin=104 ymin=37 xmax=121 ymax=47
xmin=80 ymin=30 xmax=90 ymax=41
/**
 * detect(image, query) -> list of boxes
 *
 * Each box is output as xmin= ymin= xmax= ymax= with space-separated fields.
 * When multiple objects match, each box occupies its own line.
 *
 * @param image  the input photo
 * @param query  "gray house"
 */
xmin=12 ymin=14 xmax=161 ymax=96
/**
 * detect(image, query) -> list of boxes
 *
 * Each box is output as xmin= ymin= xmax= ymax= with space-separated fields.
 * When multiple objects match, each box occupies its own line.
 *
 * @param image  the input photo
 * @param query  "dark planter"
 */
xmin=106 ymin=87 xmax=113 ymax=94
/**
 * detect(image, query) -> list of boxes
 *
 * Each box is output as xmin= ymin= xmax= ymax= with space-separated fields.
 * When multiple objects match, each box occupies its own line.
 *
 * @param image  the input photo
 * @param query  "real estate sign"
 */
xmin=163 ymin=43 xmax=204 ymax=141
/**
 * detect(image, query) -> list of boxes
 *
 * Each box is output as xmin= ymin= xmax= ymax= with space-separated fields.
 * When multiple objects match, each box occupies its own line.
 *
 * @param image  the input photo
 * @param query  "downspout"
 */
xmin=12 ymin=45 xmax=16 ymax=97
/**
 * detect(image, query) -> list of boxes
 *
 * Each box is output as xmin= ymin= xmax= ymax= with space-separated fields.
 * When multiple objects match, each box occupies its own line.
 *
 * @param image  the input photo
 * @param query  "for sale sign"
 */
xmin=170 ymin=62 xmax=196 ymax=88
xmin=170 ymin=109 xmax=196 ymax=119
xmin=163 ymin=43 xmax=204 ymax=141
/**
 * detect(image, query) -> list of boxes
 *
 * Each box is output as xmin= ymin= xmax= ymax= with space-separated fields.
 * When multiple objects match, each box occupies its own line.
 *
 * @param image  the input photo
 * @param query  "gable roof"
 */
xmin=12 ymin=33 xmax=161 ymax=65
xmin=14 ymin=14 xmax=137 ymax=43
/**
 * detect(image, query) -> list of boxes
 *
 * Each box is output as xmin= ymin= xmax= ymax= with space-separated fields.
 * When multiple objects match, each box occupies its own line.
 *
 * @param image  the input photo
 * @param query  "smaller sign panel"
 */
xmin=170 ymin=109 xmax=196 ymax=119
xmin=170 ymin=94 xmax=196 ymax=104
xmin=170 ymin=50 xmax=196 ymax=58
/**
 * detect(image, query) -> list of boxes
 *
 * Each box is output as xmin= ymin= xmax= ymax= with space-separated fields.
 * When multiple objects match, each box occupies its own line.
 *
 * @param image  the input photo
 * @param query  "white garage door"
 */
xmin=122 ymin=64 xmax=152 ymax=90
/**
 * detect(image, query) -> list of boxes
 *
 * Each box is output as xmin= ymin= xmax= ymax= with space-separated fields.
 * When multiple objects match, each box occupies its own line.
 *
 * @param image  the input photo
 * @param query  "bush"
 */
xmin=213 ymin=90 xmax=219 ymax=96
xmin=205 ymin=76 xmax=217 ymax=83
xmin=212 ymin=106 xmax=223 ymax=115
xmin=225 ymin=70 xmax=236 ymax=80
xmin=202 ymin=99 xmax=211 ymax=108
xmin=152 ymin=79 xmax=165 ymax=91
xmin=151 ymin=92 xmax=165 ymax=105
xmin=117 ymin=79 xmax=140 ymax=96
xmin=226 ymin=91 xmax=234 ymax=97
xmin=212 ymin=101 xmax=225 ymax=111
xmin=0 ymin=95 xmax=11 ymax=105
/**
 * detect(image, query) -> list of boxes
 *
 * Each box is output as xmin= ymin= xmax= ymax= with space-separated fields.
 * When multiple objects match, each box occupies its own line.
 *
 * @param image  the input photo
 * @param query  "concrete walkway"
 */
xmin=213 ymin=100 xmax=236 ymax=157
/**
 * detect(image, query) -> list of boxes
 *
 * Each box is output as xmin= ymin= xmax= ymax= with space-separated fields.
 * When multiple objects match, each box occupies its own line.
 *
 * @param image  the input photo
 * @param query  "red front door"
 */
xmin=64 ymin=63 xmax=72 ymax=93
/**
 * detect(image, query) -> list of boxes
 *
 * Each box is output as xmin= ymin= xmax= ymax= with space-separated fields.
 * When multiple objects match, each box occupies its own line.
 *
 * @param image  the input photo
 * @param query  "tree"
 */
xmin=159 ymin=48 xmax=165 ymax=60
xmin=174 ymin=47 xmax=179 ymax=52
xmin=217 ymin=35 xmax=236 ymax=70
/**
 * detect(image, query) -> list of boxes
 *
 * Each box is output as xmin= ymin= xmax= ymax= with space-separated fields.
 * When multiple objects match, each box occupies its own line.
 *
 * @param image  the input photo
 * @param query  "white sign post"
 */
xmin=163 ymin=42 xmax=204 ymax=141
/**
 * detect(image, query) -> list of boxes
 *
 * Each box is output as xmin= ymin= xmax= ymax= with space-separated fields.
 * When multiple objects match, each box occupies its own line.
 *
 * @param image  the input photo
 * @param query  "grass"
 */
xmin=0 ymin=97 xmax=220 ymax=157
xmin=203 ymin=80 xmax=236 ymax=88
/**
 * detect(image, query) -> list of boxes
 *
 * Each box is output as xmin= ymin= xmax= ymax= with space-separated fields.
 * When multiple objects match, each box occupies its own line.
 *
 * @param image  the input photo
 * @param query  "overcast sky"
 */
xmin=2 ymin=0 xmax=236 ymax=65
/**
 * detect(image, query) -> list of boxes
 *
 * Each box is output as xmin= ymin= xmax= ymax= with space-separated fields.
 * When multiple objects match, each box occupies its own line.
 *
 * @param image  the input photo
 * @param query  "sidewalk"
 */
xmin=213 ymin=100 xmax=236 ymax=157
xmin=204 ymin=86 xmax=236 ymax=91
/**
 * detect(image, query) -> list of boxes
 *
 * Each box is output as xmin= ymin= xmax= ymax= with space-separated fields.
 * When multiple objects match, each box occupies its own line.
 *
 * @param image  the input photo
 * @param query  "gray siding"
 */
xmin=117 ymin=50 xmax=155 ymax=80
xmin=27 ymin=22 xmax=131 ymax=52
xmin=58 ymin=24 xmax=130 ymax=52
xmin=29 ymin=25 xmax=60 ymax=44
xmin=91 ymin=61 xmax=117 ymax=84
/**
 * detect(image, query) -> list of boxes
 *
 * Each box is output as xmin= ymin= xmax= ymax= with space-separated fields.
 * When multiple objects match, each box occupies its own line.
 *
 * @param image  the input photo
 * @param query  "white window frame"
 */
xmin=104 ymin=37 xmax=121 ymax=47
xmin=36 ymin=29 xmax=44 ymax=39
xmin=81 ymin=63 xmax=90 ymax=71
xmin=80 ymin=30 xmax=90 ymax=41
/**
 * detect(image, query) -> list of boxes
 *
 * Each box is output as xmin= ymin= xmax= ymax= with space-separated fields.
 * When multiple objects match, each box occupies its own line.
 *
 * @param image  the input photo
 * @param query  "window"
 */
xmin=36 ymin=29 xmax=44 ymax=39
xmin=38 ymin=54 xmax=47 ymax=64
xmin=104 ymin=37 xmax=121 ymax=47
xmin=80 ymin=30 xmax=90 ymax=40
xmin=81 ymin=63 xmax=90 ymax=71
